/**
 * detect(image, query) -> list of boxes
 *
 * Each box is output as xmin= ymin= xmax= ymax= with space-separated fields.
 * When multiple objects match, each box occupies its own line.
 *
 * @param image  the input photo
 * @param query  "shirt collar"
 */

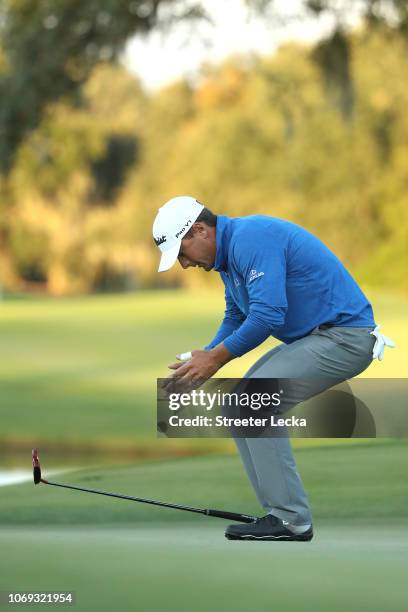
xmin=214 ymin=215 xmax=233 ymax=272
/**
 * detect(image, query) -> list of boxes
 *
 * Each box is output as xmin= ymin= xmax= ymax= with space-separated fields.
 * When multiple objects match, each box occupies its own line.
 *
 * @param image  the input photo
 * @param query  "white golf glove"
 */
xmin=370 ymin=324 xmax=396 ymax=361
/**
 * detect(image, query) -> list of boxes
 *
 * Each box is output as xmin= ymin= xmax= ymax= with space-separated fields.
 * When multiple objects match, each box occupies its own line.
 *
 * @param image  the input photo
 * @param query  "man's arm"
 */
xmin=221 ymin=231 xmax=288 ymax=357
xmin=204 ymin=284 xmax=246 ymax=350
xmin=163 ymin=285 xmax=240 ymax=392
xmin=207 ymin=341 xmax=235 ymax=368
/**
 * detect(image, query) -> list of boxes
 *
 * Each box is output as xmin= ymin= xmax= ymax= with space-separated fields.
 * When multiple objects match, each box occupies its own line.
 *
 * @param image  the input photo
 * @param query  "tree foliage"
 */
xmin=2 ymin=0 xmax=408 ymax=173
xmin=0 ymin=0 xmax=205 ymax=173
xmin=1 ymin=25 xmax=407 ymax=293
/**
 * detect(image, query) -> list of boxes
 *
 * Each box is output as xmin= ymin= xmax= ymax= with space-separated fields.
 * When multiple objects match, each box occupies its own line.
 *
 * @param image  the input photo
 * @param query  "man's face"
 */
xmin=178 ymin=223 xmax=216 ymax=272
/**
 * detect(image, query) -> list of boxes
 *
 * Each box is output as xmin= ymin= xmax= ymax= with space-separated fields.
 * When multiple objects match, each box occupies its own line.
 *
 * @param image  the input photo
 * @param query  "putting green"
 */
xmin=0 ymin=524 xmax=407 ymax=612
xmin=1 ymin=443 xmax=407 ymax=611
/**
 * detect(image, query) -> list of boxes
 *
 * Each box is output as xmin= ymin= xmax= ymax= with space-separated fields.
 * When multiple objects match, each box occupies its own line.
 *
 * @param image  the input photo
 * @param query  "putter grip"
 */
xmin=207 ymin=509 xmax=256 ymax=523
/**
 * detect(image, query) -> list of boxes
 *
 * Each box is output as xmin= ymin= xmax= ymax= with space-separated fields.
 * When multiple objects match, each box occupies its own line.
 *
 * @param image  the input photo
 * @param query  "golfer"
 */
xmin=153 ymin=196 xmax=395 ymax=541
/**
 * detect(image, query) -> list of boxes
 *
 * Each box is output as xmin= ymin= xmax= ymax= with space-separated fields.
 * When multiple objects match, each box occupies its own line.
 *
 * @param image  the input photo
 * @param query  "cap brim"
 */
xmin=158 ymin=241 xmax=181 ymax=272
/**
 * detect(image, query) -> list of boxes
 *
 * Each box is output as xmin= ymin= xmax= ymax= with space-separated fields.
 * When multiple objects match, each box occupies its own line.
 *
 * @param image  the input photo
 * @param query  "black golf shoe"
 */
xmin=225 ymin=514 xmax=313 ymax=541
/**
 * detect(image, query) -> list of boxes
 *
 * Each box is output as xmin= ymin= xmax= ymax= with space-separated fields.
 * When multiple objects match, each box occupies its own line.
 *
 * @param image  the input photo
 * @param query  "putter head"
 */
xmin=32 ymin=449 xmax=42 ymax=484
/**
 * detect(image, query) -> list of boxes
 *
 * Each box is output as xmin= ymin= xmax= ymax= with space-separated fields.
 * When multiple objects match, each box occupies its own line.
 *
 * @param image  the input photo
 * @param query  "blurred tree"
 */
xmin=5 ymin=63 xmax=147 ymax=293
xmin=0 ymin=0 xmax=205 ymax=174
xmin=2 ymin=0 xmax=408 ymax=174
xmin=1 ymin=7 xmax=408 ymax=293
xmin=89 ymin=135 xmax=139 ymax=205
xmin=122 ymin=26 xmax=408 ymax=290
xmin=247 ymin=0 xmax=408 ymax=119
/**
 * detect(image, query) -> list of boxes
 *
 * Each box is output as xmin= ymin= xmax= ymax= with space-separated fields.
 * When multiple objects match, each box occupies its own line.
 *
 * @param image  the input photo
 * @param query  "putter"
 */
xmin=32 ymin=449 xmax=257 ymax=523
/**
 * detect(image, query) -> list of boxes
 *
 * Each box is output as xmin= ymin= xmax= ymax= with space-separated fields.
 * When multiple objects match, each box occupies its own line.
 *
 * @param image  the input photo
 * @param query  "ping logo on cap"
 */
xmin=154 ymin=235 xmax=167 ymax=246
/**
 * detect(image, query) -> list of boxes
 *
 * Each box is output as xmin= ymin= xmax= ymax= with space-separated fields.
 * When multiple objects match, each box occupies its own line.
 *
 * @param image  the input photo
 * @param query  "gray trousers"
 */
xmin=234 ymin=326 xmax=376 ymax=526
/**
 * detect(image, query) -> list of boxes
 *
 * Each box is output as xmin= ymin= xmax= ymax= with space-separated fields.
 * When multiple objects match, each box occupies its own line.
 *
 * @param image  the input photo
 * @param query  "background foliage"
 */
xmin=0 ymin=1 xmax=407 ymax=294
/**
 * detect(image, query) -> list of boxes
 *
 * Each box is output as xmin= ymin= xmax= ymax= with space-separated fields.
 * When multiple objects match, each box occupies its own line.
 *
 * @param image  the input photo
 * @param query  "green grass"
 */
xmin=1 ymin=441 xmax=407 ymax=525
xmin=0 ymin=291 xmax=223 ymax=446
xmin=0 ymin=288 xmax=407 ymax=449
xmin=1 ymin=289 xmax=406 ymax=611
xmin=1 ymin=525 xmax=407 ymax=612
xmin=1 ymin=444 xmax=407 ymax=612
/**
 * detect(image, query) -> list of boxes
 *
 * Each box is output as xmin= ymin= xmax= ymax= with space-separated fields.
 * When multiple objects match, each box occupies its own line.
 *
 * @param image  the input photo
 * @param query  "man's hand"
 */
xmin=162 ymin=344 xmax=234 ymax=393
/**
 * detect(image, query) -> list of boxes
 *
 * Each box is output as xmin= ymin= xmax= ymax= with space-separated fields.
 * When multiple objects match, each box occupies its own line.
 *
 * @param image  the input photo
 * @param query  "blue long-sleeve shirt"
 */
xmin=206 ymin=215 xmax=375 ymax=357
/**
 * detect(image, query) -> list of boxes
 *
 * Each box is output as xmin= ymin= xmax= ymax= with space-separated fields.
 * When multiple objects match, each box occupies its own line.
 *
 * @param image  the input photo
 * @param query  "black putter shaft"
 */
xmin=32 ymin=449 xmax=257 ymax=524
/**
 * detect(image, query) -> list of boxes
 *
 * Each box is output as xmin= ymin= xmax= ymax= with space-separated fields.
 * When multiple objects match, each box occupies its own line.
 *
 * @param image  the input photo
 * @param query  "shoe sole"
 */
xmin=225 ymin=532 xmax=313 ymax=542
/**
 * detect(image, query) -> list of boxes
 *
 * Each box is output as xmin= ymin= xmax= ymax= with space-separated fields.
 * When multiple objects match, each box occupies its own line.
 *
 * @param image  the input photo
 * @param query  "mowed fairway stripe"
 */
xmin=0 ymin=525 xmax=407 ymax=612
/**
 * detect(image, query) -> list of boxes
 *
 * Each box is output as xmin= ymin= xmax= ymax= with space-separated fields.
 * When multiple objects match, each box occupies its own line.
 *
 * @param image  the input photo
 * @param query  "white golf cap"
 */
xmin=153 ymin=196 xmax=204 ymax=272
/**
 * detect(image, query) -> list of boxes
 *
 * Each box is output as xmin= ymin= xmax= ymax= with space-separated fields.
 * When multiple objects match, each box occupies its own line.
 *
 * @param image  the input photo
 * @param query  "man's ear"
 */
xmin=192 ymin=222 xmax=208 ymax=237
